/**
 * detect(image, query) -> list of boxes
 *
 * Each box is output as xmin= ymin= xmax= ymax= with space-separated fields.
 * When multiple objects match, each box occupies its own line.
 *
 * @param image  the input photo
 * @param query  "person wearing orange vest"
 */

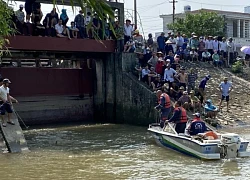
xmin=155 ymin=90 xmax=172 ymax=128
xmin=168 ymin=101 xmax=188 ymax=133
xmin=187 ymin=113 xmax=207 ymax=136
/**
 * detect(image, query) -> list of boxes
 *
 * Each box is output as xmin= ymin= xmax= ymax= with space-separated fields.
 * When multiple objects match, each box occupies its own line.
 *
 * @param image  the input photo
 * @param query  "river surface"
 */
xmin=0 ymin=124 xmax=250 ymax=180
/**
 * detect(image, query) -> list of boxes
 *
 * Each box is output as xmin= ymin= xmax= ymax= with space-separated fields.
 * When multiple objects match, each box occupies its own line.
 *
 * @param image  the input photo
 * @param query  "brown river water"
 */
xmin=0 ymin=124 xmax=250 ymax=180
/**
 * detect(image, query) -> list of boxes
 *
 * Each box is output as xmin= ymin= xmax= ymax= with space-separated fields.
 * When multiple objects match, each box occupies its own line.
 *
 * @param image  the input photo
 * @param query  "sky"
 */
xmin=12 ymin=0 xmax=250 ymax=37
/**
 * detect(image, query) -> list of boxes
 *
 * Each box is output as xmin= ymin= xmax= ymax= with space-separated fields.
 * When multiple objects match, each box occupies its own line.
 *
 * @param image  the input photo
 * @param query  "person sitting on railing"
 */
xmin=187 ymin=113 xmax=207 ymax=136
xmin=69 ymin=22 xmax=79 ymax=39
xmin=74 ymin=10 xmax=85 ymax=39
xmin=55 ymin=19 xmax=71 ymax=39
xmin=43 ymin=8 xmax=58 ymax=37
xmin=31 ymin=3 xmax=45 ymax=37
xmin=15 ymin=4 xmax=30 ymax=35
xmin=167 ymin=101 xmax=188 ymax=134
xmin=124 ymin=38 xmax=135 ymax=53
xmin=60 ymin=9 xmax=68 ymax=26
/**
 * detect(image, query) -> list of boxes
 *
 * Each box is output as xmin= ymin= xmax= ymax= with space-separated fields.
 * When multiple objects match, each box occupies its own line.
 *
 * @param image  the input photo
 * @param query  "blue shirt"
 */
xmin=157 ymin=36 xmax=166 ymax=50
xmin=204 ymin=103 xmax=217 ymax=112
xmin=219 ymin=82 xmax=232 ymax=96
xmin=199 ymin=78 xmax=208 ymax=89
xmin=189 ymin=119 xmax=207 ymax=135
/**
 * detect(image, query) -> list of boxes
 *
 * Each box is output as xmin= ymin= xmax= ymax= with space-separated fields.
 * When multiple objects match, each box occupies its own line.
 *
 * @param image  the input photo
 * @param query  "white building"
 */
xmin=159 ymin=7 xmax=250 ymax=46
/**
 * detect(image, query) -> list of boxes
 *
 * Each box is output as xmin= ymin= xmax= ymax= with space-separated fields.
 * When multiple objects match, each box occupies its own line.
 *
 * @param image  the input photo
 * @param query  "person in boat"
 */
xmin=155 ymin=90 xmax=172 ymax=128
xmin=167 ymin=101 xmax=188 ymax=134
xmin=187 ymin=113 xmax=207 ymax=136
xmin=204 ymin=99 xmax=219 ymax=119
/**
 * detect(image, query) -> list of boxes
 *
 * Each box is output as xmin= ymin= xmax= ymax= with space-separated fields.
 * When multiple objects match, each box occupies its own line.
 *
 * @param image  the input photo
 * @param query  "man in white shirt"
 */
xmin=212 ymin=36 xmax=219 ymax=52
xmin=227 ymin=37 xmax=236 ymax=64
xmin=55 ymin=19 xmax=71 ymax=39
xmin=0 ymin=79 xmax=17 ymax=127
xmin=124 ymin=19 xmax=133 ymax=44
xmin=218 ymin=77 xmax=232 ymax=112
xmin=164 ymin=64 xmax=177 ymax=90
xmin=219 ymin=37 xmax=227 ymax=58
xmin=202 ymin=49 xmax=211 ymax=62
xmin=205 ymin=36 xmax=214 ymax=60
xmin=176 ymin=32 xmax=184 ymax=51
xmin=169 ymin=34 xmax=176 ymax=53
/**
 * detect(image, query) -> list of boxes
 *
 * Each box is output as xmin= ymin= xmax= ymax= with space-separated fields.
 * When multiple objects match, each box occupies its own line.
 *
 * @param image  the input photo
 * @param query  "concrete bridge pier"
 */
xmin=93 ymin=53 xmax=158 ymax=125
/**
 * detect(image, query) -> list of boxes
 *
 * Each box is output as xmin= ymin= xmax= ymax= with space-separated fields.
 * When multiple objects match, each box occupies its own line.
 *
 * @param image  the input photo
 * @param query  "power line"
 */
xmin=179 ymin=0 xmax=247 ymax=7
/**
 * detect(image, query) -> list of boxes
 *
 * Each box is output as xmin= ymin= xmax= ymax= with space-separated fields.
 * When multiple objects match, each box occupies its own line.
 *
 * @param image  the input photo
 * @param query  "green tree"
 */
xmin=167 ymin=11 xmax=226 ymax=37
xmin=0 ymin=0 xmax=15 ymax=55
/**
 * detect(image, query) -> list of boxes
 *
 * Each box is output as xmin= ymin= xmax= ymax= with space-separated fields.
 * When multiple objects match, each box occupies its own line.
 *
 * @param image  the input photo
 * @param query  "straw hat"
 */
xmin=190 ymin=90 xmax=195 ymax=94
xmin=165 ymin=40 xmax=172 ymax=44
xmin=157 ymin=51 xmax=163 ymax=55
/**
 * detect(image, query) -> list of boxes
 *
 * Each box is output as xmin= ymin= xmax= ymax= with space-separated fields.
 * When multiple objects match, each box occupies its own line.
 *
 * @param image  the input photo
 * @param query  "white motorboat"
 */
xmin=148 ymin=122 xmax=250 ymax=160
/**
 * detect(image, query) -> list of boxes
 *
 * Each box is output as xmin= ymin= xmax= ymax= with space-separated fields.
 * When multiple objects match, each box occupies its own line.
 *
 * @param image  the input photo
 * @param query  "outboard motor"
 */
xmin=219 ymin=133 xmax=241 ymax=159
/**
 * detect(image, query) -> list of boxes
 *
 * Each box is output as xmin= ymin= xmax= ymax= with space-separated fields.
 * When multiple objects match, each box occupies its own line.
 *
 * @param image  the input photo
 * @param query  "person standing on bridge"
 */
xmin=0 ymin=79 xmax=18 ymax=127
xmin=218 ymin=77 xmax=232 ymax=112
xmin=155 ymin=90 xmax=172 ymax=128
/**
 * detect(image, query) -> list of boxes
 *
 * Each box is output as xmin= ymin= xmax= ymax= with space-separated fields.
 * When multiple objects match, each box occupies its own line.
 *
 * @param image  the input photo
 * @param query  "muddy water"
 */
xmin=0 ymin=124 xmax=249 ymax=180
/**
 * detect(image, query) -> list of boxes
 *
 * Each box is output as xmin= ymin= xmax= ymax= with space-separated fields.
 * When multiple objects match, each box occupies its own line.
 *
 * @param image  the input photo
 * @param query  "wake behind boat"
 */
xmin=148 ymin=122 xmax=250 ymax=160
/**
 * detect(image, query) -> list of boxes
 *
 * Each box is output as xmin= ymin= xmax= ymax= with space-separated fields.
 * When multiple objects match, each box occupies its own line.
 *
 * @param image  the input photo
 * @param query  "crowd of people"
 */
xmin=126 ymin=31 xmax=236 ymax=134
xmin=13 ymin=2 xmax=124 ymax=41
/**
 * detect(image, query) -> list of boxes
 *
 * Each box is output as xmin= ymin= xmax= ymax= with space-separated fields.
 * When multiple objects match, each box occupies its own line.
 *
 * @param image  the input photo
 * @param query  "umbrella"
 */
xmin=241 ymin=46 xmax=250 ymax=55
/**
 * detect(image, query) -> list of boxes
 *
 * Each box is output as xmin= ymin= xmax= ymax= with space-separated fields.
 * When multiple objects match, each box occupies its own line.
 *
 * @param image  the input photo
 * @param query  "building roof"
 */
xmin=160 ymin=8 xmax=250 ymax=18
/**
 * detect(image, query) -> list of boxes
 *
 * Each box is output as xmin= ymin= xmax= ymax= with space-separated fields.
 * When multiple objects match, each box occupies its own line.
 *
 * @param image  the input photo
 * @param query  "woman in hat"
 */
xmin=164 ymin=40 xmax=174 ymax=56
xmin=204 ymin=99 xmax=219 ymax=119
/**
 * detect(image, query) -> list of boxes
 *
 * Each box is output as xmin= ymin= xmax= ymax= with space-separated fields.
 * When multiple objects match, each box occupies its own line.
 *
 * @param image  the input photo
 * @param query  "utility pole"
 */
xmin=169 ymin=0 xmax=178 ymax=24
xmin=134 ymin=0 xmax=137 ymax=30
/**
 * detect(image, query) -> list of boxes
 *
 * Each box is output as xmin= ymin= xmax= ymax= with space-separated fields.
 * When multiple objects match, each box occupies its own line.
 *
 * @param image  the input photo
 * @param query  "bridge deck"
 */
xmin=0 ymin=112 xmax=29 ymax=153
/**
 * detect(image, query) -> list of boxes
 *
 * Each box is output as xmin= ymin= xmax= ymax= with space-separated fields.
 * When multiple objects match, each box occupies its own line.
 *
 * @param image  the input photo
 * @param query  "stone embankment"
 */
xmin=183 ymin=61 xmax=250 ymax=127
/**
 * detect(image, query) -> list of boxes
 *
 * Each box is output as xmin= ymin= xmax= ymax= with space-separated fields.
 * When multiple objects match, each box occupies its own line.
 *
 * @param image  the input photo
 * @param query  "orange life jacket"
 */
xmin=204 ymin=131 xmax=218 ymax=140
xmin=174 ymin=107 xmax=188 ymax=123
xmin=158 ymin=93 xmax=171 ymax=108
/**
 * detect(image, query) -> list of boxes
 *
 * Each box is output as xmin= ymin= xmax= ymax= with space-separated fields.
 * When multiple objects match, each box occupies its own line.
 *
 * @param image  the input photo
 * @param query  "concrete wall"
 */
xmin=14 ymin=96 xmax=93 ymax=125
xmin=94 ymin=53 xmax=158 ymax=125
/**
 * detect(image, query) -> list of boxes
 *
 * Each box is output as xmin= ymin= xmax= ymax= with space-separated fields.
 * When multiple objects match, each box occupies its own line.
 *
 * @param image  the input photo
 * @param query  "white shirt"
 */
xmin=142 ymin=69 xmax=150 ymax=78
xmin=164 ymin=68 xmax=177 ymax=82
xmin=169 ymin=37 xmax=176 ymax=51
xmin=205 ymin=40 xmax=213 ymax=50
xmin=213 ymin=40 xmax=219 ymax=51
xmin=202 ymin=52 xmax=211 ymax=58
xmin=55 ymin=24 xmax=64 ymax=34
xmin=176 ymin=36 xmax=184 ymax=46
xmin=85 ymin=16 xmax=91 ymax=25
xmin=227 ymin=41 xmax=236 ymax=53
xmin=219 ymin=82 xmax=232 ymax=96
xmin=0 ymin=85 xmax=9 ymax=102
xmin=219 ymin=41 xmax=227 ymax=52
xmin=124 ymin=24 xmax=133 ymax=37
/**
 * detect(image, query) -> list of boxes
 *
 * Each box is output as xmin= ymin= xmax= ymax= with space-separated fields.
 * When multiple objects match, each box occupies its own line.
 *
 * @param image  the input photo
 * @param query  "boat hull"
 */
xmin=151 ymin=130 xmax=221 ymax=160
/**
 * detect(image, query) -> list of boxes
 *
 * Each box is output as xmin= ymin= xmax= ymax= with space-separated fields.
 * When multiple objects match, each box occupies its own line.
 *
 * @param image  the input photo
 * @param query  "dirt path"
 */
xmin=182 ymin=61 xmax=250 ymax=126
